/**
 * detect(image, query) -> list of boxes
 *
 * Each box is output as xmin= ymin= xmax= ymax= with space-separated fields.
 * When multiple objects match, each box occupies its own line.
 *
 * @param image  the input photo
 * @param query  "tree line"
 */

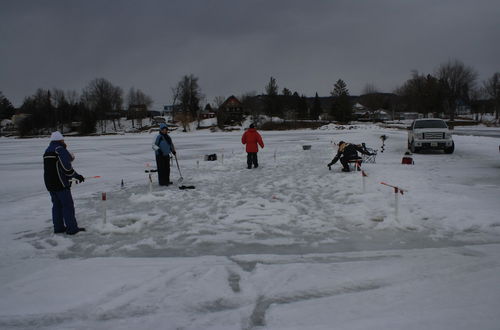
xmin=249 ymin=60 xmax=498 ymax=124
xmin=0 ymin=78 xmax=153 ymax=136
xmin=1 ymin=59 xmax=499 ymax=135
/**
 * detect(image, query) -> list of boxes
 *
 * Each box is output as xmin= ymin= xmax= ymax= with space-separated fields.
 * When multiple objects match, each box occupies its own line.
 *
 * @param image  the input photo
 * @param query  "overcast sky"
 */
xmin=1 ymin=0 xmax=499 ymax=108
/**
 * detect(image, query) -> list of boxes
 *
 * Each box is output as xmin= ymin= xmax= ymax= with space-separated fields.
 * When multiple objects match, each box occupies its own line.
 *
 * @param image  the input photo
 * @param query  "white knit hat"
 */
xmin=50 ymin=131 xmax=64 ymax=141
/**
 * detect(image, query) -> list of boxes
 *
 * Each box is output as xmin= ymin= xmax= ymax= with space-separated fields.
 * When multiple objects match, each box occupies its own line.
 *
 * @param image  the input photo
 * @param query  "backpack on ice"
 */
xmin=205 ymin=154 xmax=217 ymax=161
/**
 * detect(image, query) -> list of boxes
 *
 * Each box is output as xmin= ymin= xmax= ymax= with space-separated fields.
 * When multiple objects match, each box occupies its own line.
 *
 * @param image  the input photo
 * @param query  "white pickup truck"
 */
xmin=407 ymin=119 xmax=454 ymax=154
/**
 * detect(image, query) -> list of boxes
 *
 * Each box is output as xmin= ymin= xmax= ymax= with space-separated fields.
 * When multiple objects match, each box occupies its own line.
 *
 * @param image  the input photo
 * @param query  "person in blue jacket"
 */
xmin=43 ymin=131 xmax=86 ymax=235
xmin=152 ymin=123 xmax=176 ymax=186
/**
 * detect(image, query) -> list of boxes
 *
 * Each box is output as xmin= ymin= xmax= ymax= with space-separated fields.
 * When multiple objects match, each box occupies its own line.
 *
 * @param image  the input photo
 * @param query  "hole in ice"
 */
xmin=111 ymin=218 xmax=140 ymax=228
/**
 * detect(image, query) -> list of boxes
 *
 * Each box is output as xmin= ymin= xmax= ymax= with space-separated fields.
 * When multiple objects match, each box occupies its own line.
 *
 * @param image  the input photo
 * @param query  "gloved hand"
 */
xmin=172 ymin=150 xmax=176 ymax=156
xmin=75 ymin=174 xmax=85 ymax=183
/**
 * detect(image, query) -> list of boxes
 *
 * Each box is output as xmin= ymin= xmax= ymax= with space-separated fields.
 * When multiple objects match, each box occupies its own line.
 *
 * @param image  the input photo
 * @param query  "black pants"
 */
xmin=247 ymin=152 xmax=258 ymax=168
xmin=156 ymin=154 xmax=171 ymax=185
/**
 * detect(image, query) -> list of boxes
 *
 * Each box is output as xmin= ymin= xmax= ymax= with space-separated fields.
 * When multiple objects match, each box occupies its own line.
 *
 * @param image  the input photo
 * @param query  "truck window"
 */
xmin=414 ymin=120 xmax=448 ymax=129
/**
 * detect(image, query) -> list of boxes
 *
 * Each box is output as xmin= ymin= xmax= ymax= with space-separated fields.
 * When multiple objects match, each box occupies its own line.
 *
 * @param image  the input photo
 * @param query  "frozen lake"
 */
xmin=1 ymin=124 xmax=500 ymax=329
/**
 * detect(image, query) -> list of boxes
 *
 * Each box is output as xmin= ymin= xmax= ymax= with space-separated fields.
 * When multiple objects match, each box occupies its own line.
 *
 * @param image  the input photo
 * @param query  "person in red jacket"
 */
xmin=241 ymin=123 xmax=264 ymax=169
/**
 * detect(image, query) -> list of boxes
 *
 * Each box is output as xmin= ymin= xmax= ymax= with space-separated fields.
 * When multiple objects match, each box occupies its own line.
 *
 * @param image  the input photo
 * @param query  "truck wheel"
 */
xmin=444 ymin=142 xmax=455 ymax=154
xmin=410 ymin=141 xmax=420 ymax=153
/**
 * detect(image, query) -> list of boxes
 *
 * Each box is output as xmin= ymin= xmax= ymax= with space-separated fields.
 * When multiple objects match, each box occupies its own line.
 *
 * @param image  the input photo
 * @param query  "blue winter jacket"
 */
xmin=152 ymin=133 xmax=175 ymax=156
xmin=43 ymin=141 xmax=78 ymax=191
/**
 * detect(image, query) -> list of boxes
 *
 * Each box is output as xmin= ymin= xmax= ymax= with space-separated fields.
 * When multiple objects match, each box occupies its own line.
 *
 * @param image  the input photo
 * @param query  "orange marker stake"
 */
xmin=380 ymin=182 xmax=407 ymax=220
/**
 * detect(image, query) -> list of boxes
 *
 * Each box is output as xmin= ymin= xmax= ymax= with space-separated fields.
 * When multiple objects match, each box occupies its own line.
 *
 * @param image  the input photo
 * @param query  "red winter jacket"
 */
xmin=242 ymin=128 xmax=264 ymax=153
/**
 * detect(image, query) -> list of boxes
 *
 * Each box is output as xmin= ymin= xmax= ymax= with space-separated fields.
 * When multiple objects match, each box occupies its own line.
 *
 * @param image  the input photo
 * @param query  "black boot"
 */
xmin=66 ymin=227 xmax=86 ymax=235
xmin=54 ymin=226 xmax=67 ymax=234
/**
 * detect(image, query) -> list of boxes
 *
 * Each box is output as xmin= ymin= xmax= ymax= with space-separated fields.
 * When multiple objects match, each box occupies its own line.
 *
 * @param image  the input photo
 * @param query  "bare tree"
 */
xmin=170 ymin=84 xmax=182 ymax=122
xmin=81 ymin=78 xmax=123 ymax=133
xmin=264 ymin=77 xmax=282 ymax=118
xmin=213 ymin=96 xmax=225 ymax=109
xmin=360 ymin=83 xmax=385 ymax=112
xmin=173 ymin=74 xmax=203 ymax=130
xmin=362 ymin=83 xmax=378 ymax=95
xmin=127 ymin=87 xmax=153 ymax=109
xmin=127 ymin=87 xmax=153 ymax=128
xmin=65 ymin=90 xmax=79 ymax=105
xmin=265 ymin=76 xmax=278 ymax=96
xmin=395 ymin=71 xmax=443 ymax=116
xmin=436 ymin=59 xmax=477 ymax=123
xmin=483 ymin=72 xmax=500 ymax=121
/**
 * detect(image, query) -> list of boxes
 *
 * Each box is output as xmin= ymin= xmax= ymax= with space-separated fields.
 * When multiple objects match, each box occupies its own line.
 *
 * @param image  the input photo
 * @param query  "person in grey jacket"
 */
xmin=152 ymin=123 xmax=176 ymax=186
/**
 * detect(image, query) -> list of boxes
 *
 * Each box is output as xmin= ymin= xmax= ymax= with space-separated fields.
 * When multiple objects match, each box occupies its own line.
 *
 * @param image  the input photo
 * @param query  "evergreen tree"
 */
xmin=295 ymin=95 xmax=308 ymax=120
xmin=332 ymin=79 xmax=349 ymax=97
xmin=282 ymin=87 xmax=292 ymax=96
xmin=18 ymin=89 xmax=54 ymax=135
xmin=310 ymin=92 xmax=322 ymax=120
xmin=264 ymin=76 xmax=282 ymax=118
xmin=330 ymin=79 xmax=352 ymax=123
xmin=0 ymin=91 xmax=15 ymax=120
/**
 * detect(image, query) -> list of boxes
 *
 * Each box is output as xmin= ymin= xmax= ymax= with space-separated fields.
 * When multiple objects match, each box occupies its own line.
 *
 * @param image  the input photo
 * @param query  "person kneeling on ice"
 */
xmin=327 ymin=141 xmax=373 ymax=172
xmin=241 ymin=123 xmax=264 ymax=169
xmin=152 ymin=123 xmax=176 ymax=186
xmin=43 ymin=131 xmax=86 ymax=235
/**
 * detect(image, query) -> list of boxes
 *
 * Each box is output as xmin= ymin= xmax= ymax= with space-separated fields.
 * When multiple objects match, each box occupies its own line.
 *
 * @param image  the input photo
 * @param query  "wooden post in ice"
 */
xmin=361 ymin=170 xmax=367 ymax=193
xmin=380 ymin=182 xmax=406 ymax=221
xmin=221 ymin=148 xmax=224 ymax=165
xmin=145 ymin=163 xmax=153 ymax=193
xmin=394 ymin=187 xmax=399 ymax=219
xmin=102 ymin=192 xmax=107 ymax=224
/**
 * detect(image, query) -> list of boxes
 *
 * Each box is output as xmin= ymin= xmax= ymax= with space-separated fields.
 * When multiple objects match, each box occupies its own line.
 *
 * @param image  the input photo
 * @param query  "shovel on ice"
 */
xmin=173 ymin=153 xmax=183 ymax=183
xmin=173 ymin=154 xmax=196 ymax=189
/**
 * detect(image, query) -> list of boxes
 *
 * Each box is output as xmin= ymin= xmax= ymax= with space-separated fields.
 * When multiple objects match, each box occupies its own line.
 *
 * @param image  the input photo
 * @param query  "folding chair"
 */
xmin=362 ymin=148 xmax=377 ymax=163
xmin=347 ymin=158 xmax=363 ymax=171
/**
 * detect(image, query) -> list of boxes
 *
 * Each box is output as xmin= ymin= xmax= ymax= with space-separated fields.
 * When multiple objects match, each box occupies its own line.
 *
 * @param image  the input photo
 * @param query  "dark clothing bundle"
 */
xmin=329 ymin=143 xmax=372 ymax=172
xmin=43 ymin=141 xmax=84 ymax=234
xmin=153 ymin=133 xmax=175 ymax=185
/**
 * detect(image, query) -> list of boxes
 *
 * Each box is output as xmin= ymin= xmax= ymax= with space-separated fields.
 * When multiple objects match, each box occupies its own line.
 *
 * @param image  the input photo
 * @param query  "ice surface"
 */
xmin=1 ymin=124 xmax=499 ymax=329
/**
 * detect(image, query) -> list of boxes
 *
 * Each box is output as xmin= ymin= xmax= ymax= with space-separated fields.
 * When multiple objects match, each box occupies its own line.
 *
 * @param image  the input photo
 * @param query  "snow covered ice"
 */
xmin=1 ymin=124 xmax=500 ymax=329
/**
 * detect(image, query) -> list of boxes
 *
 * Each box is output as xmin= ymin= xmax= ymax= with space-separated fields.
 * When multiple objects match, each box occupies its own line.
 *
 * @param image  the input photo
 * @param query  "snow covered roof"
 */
xmin=1 ymin=119 xmax=13 ymax=126
xmin=353 ymin=102 xmax=366 ymax=109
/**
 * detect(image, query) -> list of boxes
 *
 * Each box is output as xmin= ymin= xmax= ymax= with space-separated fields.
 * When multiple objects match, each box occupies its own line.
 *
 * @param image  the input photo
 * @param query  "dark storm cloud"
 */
xmin=1 ymin=0 xmax=499 ymax=108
